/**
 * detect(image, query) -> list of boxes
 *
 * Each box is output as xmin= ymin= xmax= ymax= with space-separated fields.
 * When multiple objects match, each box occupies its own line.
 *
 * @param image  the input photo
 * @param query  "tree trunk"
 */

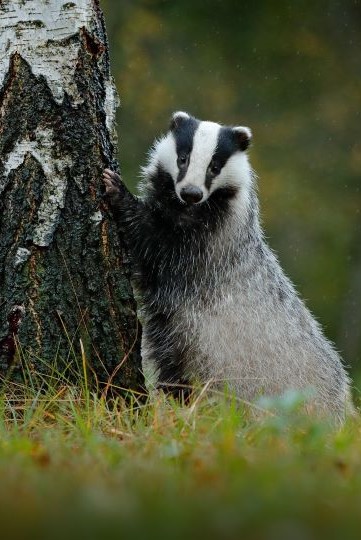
xmin=0 ymin=0 xmax=144 ymax=396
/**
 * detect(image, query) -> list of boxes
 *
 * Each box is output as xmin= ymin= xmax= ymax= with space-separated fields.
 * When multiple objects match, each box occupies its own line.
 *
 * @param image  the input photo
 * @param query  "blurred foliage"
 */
xmin=101 ymin=0 xmax=361 ymax=371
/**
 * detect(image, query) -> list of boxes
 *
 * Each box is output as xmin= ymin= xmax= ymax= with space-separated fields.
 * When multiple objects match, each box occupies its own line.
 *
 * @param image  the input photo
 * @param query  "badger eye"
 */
xmin=208 ymin=161 xmax=221 ymax=176
xmin=177 ymin=153 xmax=189 ymax=168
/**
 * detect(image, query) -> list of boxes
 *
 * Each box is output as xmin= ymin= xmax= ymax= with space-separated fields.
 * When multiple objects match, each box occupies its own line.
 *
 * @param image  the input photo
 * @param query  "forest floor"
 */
xmin=1 ymin=369 xmax=361 ymax=540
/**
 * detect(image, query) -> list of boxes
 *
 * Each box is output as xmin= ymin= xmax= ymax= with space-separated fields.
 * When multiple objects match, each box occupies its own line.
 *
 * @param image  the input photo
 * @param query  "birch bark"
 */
xmin=0 ymin=0 xmax=144 ymax=395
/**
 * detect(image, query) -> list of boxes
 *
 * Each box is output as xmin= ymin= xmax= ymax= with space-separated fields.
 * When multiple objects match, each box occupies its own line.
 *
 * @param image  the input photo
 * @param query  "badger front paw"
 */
xmin=103 ymin=169 xmax=124 ymax=195
xmin=102 ymin=169 xmax=128 ymax=210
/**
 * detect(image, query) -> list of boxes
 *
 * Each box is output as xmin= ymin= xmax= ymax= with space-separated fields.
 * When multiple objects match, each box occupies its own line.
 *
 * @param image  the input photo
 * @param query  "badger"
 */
xmin=103 ymin=111 xmax=353 ymax=420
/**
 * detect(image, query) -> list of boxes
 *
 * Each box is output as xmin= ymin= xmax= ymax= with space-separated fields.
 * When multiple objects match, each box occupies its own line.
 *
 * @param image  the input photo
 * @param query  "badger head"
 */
xmin=142 ymin=111 xmax=252 ymax=208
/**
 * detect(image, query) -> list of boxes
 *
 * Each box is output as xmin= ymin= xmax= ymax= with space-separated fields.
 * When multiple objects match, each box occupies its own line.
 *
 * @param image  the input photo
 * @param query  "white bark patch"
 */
xmin=90 ymin=210 xmax=103 ymax=225
xmin=0 ymin=0 xmax=93 ymax=104
xmin=3 ymin=127 xmax=72 ymax=247
xmin=104 ymin=78 xmax=120 ymax=145
xmin=14 ymin=248 xmax=31 ymax=267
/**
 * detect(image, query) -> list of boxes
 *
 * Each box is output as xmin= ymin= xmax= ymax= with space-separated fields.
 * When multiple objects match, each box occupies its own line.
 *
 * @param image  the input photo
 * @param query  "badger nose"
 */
xmin=180 ymin=185 xmax=203 ymax=205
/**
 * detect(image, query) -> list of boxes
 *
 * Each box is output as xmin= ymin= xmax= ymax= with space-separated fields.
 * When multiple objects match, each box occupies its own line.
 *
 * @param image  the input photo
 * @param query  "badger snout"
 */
xmin=180 ymin=185 xmax=203 ymax=205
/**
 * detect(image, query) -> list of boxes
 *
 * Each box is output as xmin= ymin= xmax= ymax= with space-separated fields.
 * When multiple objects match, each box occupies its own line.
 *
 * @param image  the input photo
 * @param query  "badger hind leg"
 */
xmin=143 ymin=313 xmax=193 ymax=403
xmin=157 ymin=358 xmax=193 ymax=403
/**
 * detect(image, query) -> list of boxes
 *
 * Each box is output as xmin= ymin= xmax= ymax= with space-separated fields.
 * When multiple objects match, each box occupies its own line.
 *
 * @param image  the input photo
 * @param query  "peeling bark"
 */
xmin=0 ymin=0 xmax=144 ymax=395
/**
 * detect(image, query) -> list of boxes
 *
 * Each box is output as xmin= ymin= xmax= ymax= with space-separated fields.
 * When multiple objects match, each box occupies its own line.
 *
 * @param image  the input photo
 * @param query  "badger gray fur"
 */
xmin=103 ymin=111 xmax=353 ymax=420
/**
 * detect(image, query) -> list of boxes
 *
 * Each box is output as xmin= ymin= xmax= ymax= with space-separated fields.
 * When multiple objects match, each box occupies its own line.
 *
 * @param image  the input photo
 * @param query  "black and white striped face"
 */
xmin=145 ymin=111 xmax=252 ymax=206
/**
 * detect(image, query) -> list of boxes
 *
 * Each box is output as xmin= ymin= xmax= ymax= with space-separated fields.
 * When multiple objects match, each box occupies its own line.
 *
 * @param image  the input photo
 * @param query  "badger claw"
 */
xmin=103 ymin=169 xmax=126 ymax=205
xmin=103 ymin=169 xmax=123 ymax=196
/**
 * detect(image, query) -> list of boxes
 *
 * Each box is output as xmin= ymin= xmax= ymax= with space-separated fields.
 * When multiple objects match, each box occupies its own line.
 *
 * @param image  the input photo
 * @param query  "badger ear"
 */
xmin=170 ymin=111 xmax=190 ymax=130
xmin=233 ymin=126 xmax=252 ymax=151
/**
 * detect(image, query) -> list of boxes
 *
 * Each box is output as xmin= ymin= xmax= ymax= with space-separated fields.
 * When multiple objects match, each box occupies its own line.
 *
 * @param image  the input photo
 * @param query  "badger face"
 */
xmin=146 ymin=111 xmax=252 ymax=206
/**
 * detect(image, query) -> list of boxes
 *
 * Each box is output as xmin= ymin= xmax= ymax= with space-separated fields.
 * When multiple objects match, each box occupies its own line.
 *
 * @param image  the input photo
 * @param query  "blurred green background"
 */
xmin=101 ymin=0 xmax=361 ymax=376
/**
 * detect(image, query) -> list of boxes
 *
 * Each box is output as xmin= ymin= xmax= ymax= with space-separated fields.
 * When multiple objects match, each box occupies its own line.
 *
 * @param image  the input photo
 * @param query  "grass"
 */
xmin=0 ymin=366 xmax=361 ymax=540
